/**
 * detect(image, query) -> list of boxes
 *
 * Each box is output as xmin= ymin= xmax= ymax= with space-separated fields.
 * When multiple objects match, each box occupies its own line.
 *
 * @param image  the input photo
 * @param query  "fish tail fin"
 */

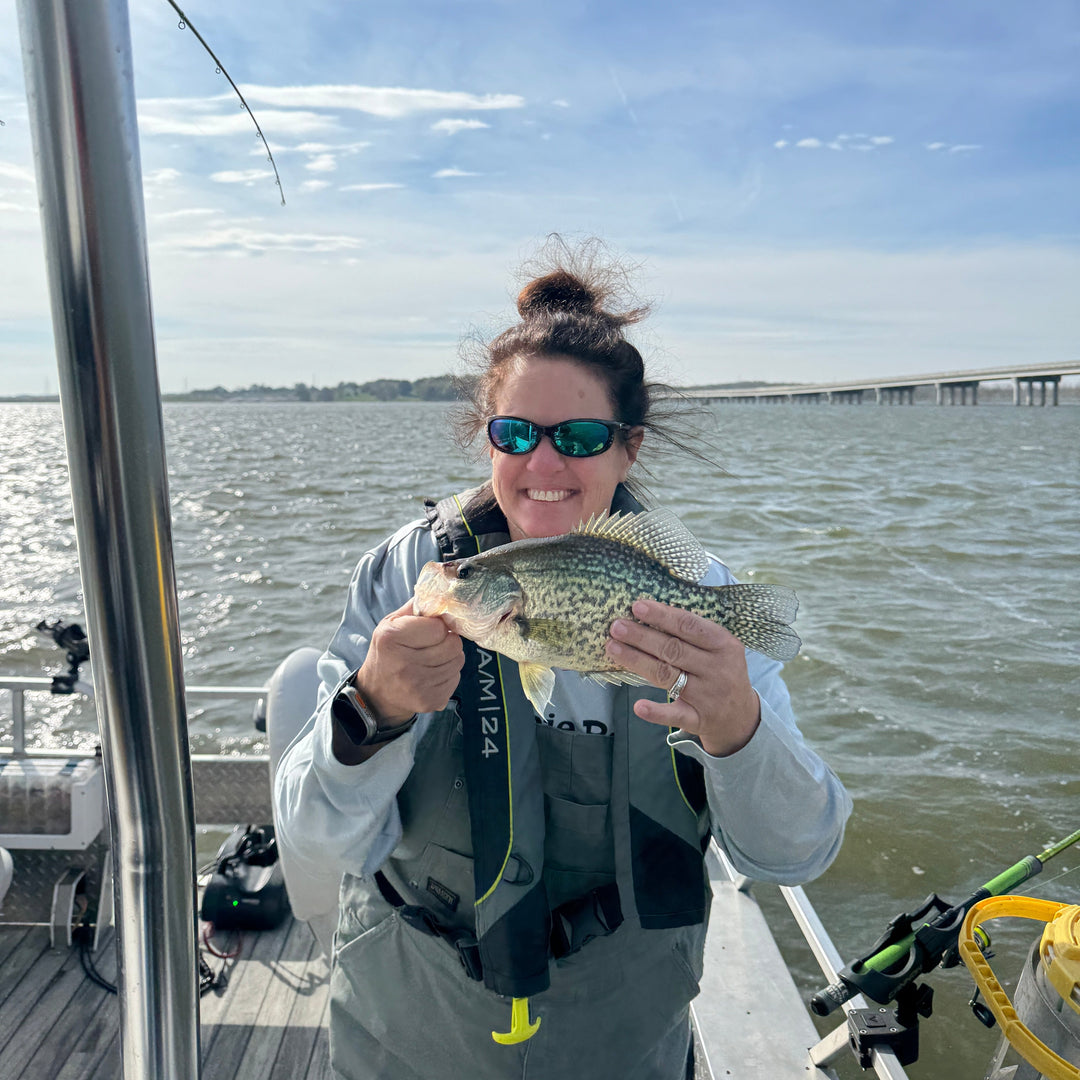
xmin=704 ymin=583 xmax=802 ymax=662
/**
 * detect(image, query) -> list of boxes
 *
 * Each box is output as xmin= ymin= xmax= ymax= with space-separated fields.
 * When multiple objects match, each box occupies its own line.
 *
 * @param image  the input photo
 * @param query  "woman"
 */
xmin=274 ymin=248 xmax=851 ymax=1080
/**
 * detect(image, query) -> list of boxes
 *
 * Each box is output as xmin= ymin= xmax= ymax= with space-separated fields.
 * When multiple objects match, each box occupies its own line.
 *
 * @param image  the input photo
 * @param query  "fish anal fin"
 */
xmin=585 ymin=668 xmax=651 ymax=688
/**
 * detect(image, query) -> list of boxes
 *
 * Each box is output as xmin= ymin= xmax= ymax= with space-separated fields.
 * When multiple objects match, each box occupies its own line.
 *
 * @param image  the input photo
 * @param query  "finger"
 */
xmin=405 ymin=641 xmax=465 ymax=675
xmin=633 ymin=695 xmax=697 ymax=729
xmin=604 ymin=636 xmax=692 ymax=700
xmin=627 ymin=599 xmax=728 ymax=652
xmin=608 ymin=617 xmax=710 ymax=680
xmin=386 ymin=612 xmax=461 ymax=648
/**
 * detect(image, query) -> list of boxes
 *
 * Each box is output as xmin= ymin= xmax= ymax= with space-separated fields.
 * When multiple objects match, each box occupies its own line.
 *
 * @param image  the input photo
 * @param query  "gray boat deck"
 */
xmin=0 ymin=851 xmax=837 ymax=1079
xmin=0 ymin=915 xmax=330 ymax=1080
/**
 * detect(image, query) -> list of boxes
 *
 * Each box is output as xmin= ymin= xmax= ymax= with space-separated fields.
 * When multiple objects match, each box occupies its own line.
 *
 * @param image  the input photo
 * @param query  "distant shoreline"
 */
xmin=3 ymin=378 xmax=1077 ymax=406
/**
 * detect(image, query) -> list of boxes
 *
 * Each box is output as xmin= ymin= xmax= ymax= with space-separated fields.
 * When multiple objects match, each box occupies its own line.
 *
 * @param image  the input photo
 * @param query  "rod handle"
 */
xmin=810 ymin=979 xmax=854 ymax=1016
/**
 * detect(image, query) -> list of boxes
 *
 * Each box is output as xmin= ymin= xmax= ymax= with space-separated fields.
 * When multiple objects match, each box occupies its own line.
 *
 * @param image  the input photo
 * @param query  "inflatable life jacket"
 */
xmin=416 ymin=484 xmax=710 ymax=1022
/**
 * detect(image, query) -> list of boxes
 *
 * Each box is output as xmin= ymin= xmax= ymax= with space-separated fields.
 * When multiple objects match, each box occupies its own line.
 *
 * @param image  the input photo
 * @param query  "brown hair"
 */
xmin=451 ymin=236 xmax=719 ymax=496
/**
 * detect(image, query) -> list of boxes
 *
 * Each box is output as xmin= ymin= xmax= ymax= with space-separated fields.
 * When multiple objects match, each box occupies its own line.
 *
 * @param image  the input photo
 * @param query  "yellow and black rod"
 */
xmin=811 ymin=826 xmax=1080 ymax=1017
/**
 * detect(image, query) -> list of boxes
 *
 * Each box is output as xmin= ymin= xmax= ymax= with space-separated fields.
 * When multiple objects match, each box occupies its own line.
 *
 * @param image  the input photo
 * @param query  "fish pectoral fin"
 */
xmin=520 ymin=618 xmax=574 ymax=651
xmin=585 ymin=669 xmax=652 ymax=688
xmin=518 ymin=663 xmax=556 ymax=717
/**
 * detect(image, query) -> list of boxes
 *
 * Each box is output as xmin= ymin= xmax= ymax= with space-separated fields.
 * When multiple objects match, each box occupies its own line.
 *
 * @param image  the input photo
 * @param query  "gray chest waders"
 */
xmin=419 ymin=484 xmax=710 ymax=1045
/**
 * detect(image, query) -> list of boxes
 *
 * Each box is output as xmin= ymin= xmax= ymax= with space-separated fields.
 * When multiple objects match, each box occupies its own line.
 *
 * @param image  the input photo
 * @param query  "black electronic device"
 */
xmin=200 ymin=824 xmax=291 ymax=932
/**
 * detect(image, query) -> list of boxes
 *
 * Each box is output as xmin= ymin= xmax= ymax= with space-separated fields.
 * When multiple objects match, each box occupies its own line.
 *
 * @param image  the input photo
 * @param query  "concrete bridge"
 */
xmin=683 ymin=361 xmax=1080 ymax=405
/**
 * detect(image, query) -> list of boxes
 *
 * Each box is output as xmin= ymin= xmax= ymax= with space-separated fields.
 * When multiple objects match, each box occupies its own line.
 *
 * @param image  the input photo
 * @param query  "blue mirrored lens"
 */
xmin=551 ymin=421 xmax=614 ymax=456
xmin=488 ymin=417 xmax=538 ymax=454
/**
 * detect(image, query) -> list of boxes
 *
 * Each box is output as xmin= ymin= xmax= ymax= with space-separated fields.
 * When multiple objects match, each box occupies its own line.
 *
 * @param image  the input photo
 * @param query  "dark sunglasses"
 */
xmin=487 ymin=416 xmax=633 ymax=458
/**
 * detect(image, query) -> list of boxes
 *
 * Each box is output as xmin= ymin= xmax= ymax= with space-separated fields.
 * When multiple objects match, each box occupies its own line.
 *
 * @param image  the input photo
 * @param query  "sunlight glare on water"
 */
xmin=1 ymin=399 xmax=1077 ymax=1078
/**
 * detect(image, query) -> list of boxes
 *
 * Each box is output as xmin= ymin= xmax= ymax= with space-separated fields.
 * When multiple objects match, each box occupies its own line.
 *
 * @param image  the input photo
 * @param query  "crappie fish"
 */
xmin=412 ymin=507 xmax=800 ymax=716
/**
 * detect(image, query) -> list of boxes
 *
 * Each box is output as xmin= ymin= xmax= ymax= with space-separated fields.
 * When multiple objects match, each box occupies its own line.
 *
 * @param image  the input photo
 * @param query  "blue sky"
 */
xmin=1 ymin=0 xmax=1078 ymax=394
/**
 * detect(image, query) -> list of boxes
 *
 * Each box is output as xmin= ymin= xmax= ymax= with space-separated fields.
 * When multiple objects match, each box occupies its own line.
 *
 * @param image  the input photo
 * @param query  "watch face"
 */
xmin=333 ymin=684 xmax=378 ymax=744
xmin=333 ymin=679 xmax=417 ymax=746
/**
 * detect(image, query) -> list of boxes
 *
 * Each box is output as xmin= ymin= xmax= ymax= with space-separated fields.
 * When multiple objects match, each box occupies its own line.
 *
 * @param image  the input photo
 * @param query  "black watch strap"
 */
xmin=331 ymin=674 xmax=418 ymax=747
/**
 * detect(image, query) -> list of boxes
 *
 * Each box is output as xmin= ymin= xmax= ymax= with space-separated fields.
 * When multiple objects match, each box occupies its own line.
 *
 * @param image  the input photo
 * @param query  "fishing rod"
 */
xmin=165 ymin=0 xmax=286 ymax=205
xmin=811 ymin=826 xmax=1080 ymax=1019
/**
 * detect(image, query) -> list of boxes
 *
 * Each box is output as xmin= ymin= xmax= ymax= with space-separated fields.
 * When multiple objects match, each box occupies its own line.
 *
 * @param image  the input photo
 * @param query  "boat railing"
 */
xmin=0 ymin=676 xmax=268 ymax=757
xmin=710 ymin=845 xmax=912 ymax=1079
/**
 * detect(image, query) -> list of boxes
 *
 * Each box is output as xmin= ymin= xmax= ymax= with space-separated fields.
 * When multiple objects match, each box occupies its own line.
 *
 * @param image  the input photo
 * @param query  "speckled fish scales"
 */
xmin=412 ymin=507 xmax=801 ymax=715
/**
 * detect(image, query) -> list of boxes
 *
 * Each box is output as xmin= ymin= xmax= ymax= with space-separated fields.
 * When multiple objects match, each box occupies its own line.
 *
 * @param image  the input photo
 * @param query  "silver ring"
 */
xmin=667 ymin=670 xmax=688 ymax=700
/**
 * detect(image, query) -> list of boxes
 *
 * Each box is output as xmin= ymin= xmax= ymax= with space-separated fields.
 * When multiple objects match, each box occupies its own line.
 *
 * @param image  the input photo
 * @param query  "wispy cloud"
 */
xmin=433 ymin=168 xmax=480 ymax=178
xmin=237 ymin=85 xmax=524 ymax=118
xmin=431 ymin=118 xmax=490 ymax=135
xmin=925 ymin=141 xmax=982 ymax=153
xmin=781 ymin=133 xmax=895 ymax=151
xmin=154 ymin=208 xmax=223 ymax=220
xmin=300 ymin=179 xmax=332 ymax=191
xmin=145 ymin=167 xmax=181 ymax=185
xmin=138 ymin=100 xmax=336 ymax=138
xmin=0 ymin=161 xmax=35 ymax=184
xmin=211 ymin=169 xmax=276 ymax=184
xmin=340 ymin=183 xmax=404 ymax=192
xmin=305 ymin=154 xmax=337 ymax=173
xmin=264 ymin=140 xmax=371 ymax=155
xmin=161 ymin=226 xmax=365 ymax=255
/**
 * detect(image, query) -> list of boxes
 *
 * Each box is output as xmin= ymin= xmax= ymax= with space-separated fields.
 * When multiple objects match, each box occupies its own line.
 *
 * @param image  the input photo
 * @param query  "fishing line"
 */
xmin=1019 ymin=863 xmax=1080 ymax=896
xmin=164 ymin=0 xmax=286 ymax=205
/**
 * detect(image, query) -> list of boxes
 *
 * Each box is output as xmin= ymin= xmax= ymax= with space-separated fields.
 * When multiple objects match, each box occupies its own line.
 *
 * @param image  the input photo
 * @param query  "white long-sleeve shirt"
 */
xmin=274 ymin=516 xmax=851 ymax=911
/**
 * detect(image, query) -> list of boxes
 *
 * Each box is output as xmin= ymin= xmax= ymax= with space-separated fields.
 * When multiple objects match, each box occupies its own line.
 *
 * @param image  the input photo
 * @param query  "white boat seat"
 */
xmin=0 ymin=847 xmax=12 ymax=907
xmin=266 ymin=646 xmax=338 ymax=956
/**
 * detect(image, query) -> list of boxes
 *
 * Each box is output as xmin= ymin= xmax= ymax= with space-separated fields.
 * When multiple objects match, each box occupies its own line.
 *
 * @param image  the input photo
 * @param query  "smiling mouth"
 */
xmin=527 ymin=489 xmax=571 ymax=502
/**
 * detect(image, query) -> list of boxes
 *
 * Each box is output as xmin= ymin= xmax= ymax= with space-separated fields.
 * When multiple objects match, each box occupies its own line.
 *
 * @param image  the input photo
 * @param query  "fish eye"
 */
xmin=456 ymin=564 xmax=471 ymax=579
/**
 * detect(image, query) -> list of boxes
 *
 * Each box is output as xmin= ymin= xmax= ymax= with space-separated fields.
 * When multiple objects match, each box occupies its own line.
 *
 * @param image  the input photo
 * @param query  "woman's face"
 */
xmin=489 ymin=355 xmax=641 ymax=541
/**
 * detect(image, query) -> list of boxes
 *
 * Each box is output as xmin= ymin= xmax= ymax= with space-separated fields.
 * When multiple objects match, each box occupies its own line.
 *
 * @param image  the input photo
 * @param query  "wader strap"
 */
xmin=377 ymin=869 xmax=624 ymax=978
xmin=375 ymin=871 xmax=484 ymax=981
xmin=549 ymin=882 xmax=624 ymax=958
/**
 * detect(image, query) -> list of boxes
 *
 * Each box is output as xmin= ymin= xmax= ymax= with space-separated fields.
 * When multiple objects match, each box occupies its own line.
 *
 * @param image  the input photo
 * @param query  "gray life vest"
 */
xmin=415 ymin=483 xmax=710 ymax=1004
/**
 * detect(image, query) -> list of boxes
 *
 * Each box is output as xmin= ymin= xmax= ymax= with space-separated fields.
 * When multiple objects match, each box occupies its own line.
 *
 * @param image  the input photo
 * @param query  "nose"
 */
xmin=524 ymin=433 xmax=565 ymax=470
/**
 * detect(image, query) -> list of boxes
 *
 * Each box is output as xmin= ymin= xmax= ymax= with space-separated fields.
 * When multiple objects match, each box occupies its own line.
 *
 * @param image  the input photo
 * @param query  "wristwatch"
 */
xmin=331 ymin=675 xmax=418 ymax=746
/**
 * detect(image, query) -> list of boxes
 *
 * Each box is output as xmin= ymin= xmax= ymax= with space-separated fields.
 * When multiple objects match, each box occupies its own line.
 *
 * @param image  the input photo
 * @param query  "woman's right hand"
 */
xmin=353 ymin=598 xmax=465 ymax=723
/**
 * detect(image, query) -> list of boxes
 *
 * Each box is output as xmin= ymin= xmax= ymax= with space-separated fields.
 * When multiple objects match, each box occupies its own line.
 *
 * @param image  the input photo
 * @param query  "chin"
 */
xmin=514 ymin=497 xmax=582 ymax=538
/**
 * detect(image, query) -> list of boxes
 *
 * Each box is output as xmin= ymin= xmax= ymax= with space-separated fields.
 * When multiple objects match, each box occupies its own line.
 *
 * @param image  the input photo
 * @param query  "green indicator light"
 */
xmin=232 ymin=899 xmax=239 ymax=906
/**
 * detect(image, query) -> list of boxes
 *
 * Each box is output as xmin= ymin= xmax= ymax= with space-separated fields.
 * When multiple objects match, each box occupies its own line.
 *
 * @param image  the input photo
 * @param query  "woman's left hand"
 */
xmin=606 ymin=598 xmax=760 ymax=757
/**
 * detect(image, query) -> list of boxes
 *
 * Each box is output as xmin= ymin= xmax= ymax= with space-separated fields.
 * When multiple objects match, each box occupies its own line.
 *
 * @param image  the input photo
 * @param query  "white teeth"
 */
xmin=528 ymin=490 xmax=569 ymax=502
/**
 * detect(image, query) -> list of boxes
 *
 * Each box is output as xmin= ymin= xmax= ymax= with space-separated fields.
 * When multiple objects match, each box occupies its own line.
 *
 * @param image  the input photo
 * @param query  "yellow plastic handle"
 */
xmin=491 ymin=997 xmax=541 ymax=1045
xmin=959 ymin=896 xmax=1080 ymax=1080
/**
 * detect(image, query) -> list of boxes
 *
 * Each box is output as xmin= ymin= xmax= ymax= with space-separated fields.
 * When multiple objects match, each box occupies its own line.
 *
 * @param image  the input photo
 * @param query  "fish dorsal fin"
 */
xmin=573 ymin=508 xmax=711 ymax=583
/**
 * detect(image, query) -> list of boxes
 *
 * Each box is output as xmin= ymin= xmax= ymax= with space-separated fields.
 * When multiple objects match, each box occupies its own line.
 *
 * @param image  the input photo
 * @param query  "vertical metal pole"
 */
xmin=16 ymin=2 xmax=199 ymax=1078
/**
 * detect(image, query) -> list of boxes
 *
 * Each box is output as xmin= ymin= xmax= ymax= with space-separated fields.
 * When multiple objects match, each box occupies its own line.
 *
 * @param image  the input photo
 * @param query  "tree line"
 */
xmin=169 ymin=375 xmax=460 ymax=402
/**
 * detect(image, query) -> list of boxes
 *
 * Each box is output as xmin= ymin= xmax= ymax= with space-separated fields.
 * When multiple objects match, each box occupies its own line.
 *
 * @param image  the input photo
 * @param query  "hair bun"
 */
xmin=516 ymin=270 xmax=597 ymax=318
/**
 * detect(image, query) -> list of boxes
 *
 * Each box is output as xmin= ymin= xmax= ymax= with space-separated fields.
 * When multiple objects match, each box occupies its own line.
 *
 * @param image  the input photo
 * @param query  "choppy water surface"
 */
xmin=2 ymin=400 xmax=1078 ymax=1078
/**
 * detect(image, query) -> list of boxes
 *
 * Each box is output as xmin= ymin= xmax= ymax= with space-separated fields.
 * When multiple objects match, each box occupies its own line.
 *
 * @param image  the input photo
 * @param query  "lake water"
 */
xmin=2 ymin=399 xmax=1078 ymax=1078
